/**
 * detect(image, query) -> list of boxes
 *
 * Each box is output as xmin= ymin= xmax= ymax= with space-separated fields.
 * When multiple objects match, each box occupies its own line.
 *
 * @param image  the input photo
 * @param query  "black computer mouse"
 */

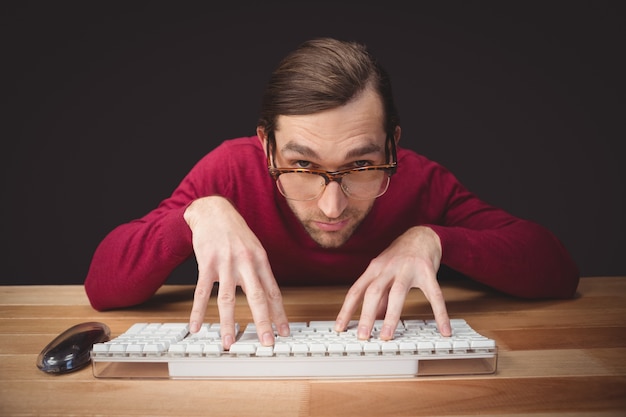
xmin=36 ymin=321 xmax=111 ymax=374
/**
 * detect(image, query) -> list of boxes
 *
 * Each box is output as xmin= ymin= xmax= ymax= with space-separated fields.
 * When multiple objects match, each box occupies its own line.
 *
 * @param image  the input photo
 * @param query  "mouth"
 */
xmin=313 ymin=219 xmax=350 ymax=232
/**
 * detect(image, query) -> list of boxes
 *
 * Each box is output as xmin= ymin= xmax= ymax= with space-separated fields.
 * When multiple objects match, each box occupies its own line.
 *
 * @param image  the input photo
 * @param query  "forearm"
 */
xmin=84 ymin=206 xmax=193 ymax=310
xmin=430 ymin=220 xmax=579 ymax=299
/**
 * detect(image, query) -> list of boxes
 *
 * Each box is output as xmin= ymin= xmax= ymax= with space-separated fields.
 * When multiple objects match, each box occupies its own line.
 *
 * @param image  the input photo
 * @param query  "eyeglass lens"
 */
xmin=277 ymin=169 xmax=390 ymax=201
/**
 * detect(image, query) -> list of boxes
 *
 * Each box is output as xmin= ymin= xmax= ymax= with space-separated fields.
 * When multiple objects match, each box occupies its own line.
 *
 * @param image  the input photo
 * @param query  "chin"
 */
xmin=309 ymin=231 xmax=352 ymax=249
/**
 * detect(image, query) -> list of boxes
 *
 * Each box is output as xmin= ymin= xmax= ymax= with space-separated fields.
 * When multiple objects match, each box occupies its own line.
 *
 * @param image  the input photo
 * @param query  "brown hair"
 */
xmin=257 ymin=38 xmax=400 ymax=140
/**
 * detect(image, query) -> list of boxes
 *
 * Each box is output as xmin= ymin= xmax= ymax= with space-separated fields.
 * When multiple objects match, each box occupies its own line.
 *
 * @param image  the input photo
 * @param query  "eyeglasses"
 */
xmin=267 ymin=136 xmax=398 ymax=201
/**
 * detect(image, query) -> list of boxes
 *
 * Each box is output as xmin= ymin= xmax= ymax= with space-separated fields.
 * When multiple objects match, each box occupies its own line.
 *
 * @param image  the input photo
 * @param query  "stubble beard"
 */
xmin=287 ymin=202 xmax=374 ymax=248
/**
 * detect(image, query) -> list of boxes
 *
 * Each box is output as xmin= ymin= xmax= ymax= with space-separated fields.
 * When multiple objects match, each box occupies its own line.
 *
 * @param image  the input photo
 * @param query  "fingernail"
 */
xmin=224 ymin=334 xmax=234 ymax=349
xmin=334 ymin=320 xmax=344 ymax=332
xmin=190 ymin=321 xmax=199 ymax=333
xmin=357 ymin=325 xmax=370 ymax=340
xmin=380 ymin=324 xmax=393 ymax=340
xmin=262 ymin=332 xmax=274 ymax=346
xmin=279 ymin=323 xmax=290 ymax=336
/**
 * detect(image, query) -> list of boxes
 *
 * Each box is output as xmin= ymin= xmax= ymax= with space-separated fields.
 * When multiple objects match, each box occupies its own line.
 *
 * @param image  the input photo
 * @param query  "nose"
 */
xmin=317 ymin=181 xmax=349 ymax=218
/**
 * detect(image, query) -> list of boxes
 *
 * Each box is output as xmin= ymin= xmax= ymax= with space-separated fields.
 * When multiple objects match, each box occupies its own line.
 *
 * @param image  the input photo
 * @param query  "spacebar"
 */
xmin=167 ymin=356 xmax=420 ymax=379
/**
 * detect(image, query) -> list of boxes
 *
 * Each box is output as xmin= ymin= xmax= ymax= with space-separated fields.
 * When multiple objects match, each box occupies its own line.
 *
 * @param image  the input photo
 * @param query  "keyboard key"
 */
xmin=108 ymin=344 xmax=128 ymax=356
xmin=273 ymin=343 xmax=291 ymax=356
xmin=229 ymin=344 xmax=256 ymax=356
xmin=309 ymin=343 xmax=327 ymax=356
xmin=417 ymin=341 xmax=434 ymax=354
xmin=435 ymin=340 xmax=452 ymax=353
xmin=291 ymin=344 xmax=309 ymax=356
xmin=92 ymin=343 xmax=110 ymax=355
xmin=452 ymin=340 xmax=470 ymax=353
xmin=327 ymin=342 xmax=345 ymax=356
xmin=255 ymin=346 xmax=274 ymax=357
xmin=398 ymin=341 xmax=416 ymax=355
xmin=381 ymin=341 xmax=399 ymax=355
xmin=345 ymin=342 xmax=363 ymax=355
xmin=186 ymin=344 xmax=204 ymax=356
xmin=203 ymin=344 xmax=223 ymax=356
xmin=363 ymin=342 xmax=381 ymax=355
xmin=471 ymin=339 xmax=496 ymax=352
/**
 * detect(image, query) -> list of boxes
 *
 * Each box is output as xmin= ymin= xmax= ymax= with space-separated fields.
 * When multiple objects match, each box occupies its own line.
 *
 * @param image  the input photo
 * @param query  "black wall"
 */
xmin=2 ymin=1 xmax=624 ymax=285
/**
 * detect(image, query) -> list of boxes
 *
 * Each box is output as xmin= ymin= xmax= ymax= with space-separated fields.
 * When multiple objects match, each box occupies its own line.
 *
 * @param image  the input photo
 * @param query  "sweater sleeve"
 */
xmin=84 ymin=205 xmax=193 ymax=311
xmin=424 ymin=163 xmax=579 ymax=299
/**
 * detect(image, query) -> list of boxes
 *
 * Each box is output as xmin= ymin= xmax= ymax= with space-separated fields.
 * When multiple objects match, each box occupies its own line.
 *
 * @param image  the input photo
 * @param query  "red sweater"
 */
xmin=85 ymin=136 xmax=579 ymax=310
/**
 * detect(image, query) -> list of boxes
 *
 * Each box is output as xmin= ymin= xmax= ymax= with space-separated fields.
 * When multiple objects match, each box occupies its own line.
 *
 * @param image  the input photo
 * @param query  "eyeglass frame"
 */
xmin=266 ymin=133 xmax=398 ymax=201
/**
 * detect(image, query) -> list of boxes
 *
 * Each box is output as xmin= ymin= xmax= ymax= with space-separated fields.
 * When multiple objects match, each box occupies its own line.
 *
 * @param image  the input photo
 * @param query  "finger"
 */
xmin=421 ymin=279 xmax=451 ymax=336
xmin=216 ymin=280 xmax=239 ymax=350
xmin=334 ymin=279 xmax=368 ymax=332
xmin=244 ymin=287 xmax=275 ymax=346
xmin=238 ymin=267 xmax=277 ymax=347
xmin=335 ymin=261 xmax=384 ymax=332
xmin=378 ymin=282 xmax=409 ymax=340
xmin=189 ymin=277 xmax=216 ymax=333
xmin=375 ymin=292 xmax=389 ymax=319
xmin=257 ymin=268 xmax=290 ymax=337
xmin=357 ymin=278 xmax=391 ymax=340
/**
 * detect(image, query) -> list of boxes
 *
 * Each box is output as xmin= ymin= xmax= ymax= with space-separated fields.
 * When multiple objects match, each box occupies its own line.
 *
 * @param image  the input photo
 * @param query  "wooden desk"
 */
xmin=1 ymin=277 xmax=625 ymax=416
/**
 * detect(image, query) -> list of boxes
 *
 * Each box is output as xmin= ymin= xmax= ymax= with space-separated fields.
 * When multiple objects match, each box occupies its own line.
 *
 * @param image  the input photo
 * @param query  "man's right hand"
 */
xmin=183 ymin=196 xmax=290 ymax=349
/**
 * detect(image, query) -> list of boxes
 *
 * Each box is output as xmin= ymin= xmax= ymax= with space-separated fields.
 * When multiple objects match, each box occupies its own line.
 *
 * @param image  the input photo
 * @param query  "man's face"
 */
xmin=263 ymin=88 xmax=391 ymax=248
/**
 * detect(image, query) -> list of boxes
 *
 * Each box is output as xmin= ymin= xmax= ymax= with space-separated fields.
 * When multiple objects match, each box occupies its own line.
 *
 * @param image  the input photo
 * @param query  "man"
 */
xmin=85 ymin=38 xmax=579 ymax=350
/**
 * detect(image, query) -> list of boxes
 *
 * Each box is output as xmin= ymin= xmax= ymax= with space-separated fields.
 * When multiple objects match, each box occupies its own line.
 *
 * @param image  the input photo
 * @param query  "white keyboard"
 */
xmin=91 ymin=319 xmax=497 ymax=379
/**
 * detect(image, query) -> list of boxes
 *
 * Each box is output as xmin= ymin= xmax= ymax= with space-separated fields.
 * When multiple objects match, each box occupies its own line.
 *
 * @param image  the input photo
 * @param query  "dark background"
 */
xmin=2 ymin=1 xmax=624 ymax=285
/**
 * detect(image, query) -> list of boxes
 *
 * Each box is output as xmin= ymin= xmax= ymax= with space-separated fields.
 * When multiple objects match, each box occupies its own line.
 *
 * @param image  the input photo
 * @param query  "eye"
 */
xmin=353 ymin=160 xmax=372 ymax=168
xmin=295 ymin=160 xmax=312 ymax=169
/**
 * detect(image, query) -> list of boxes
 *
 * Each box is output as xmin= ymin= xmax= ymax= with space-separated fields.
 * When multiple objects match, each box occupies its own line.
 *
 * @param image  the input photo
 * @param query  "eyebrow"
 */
xmin=281 ymin=141 xmax=383 ymax=160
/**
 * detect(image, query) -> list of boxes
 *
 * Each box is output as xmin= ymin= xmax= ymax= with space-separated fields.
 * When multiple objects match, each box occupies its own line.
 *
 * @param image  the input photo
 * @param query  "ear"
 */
xmin=393 ymin=126 xmax=401 ymax=145
xmin=257 ymin=127 xmax=268 ymax=156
